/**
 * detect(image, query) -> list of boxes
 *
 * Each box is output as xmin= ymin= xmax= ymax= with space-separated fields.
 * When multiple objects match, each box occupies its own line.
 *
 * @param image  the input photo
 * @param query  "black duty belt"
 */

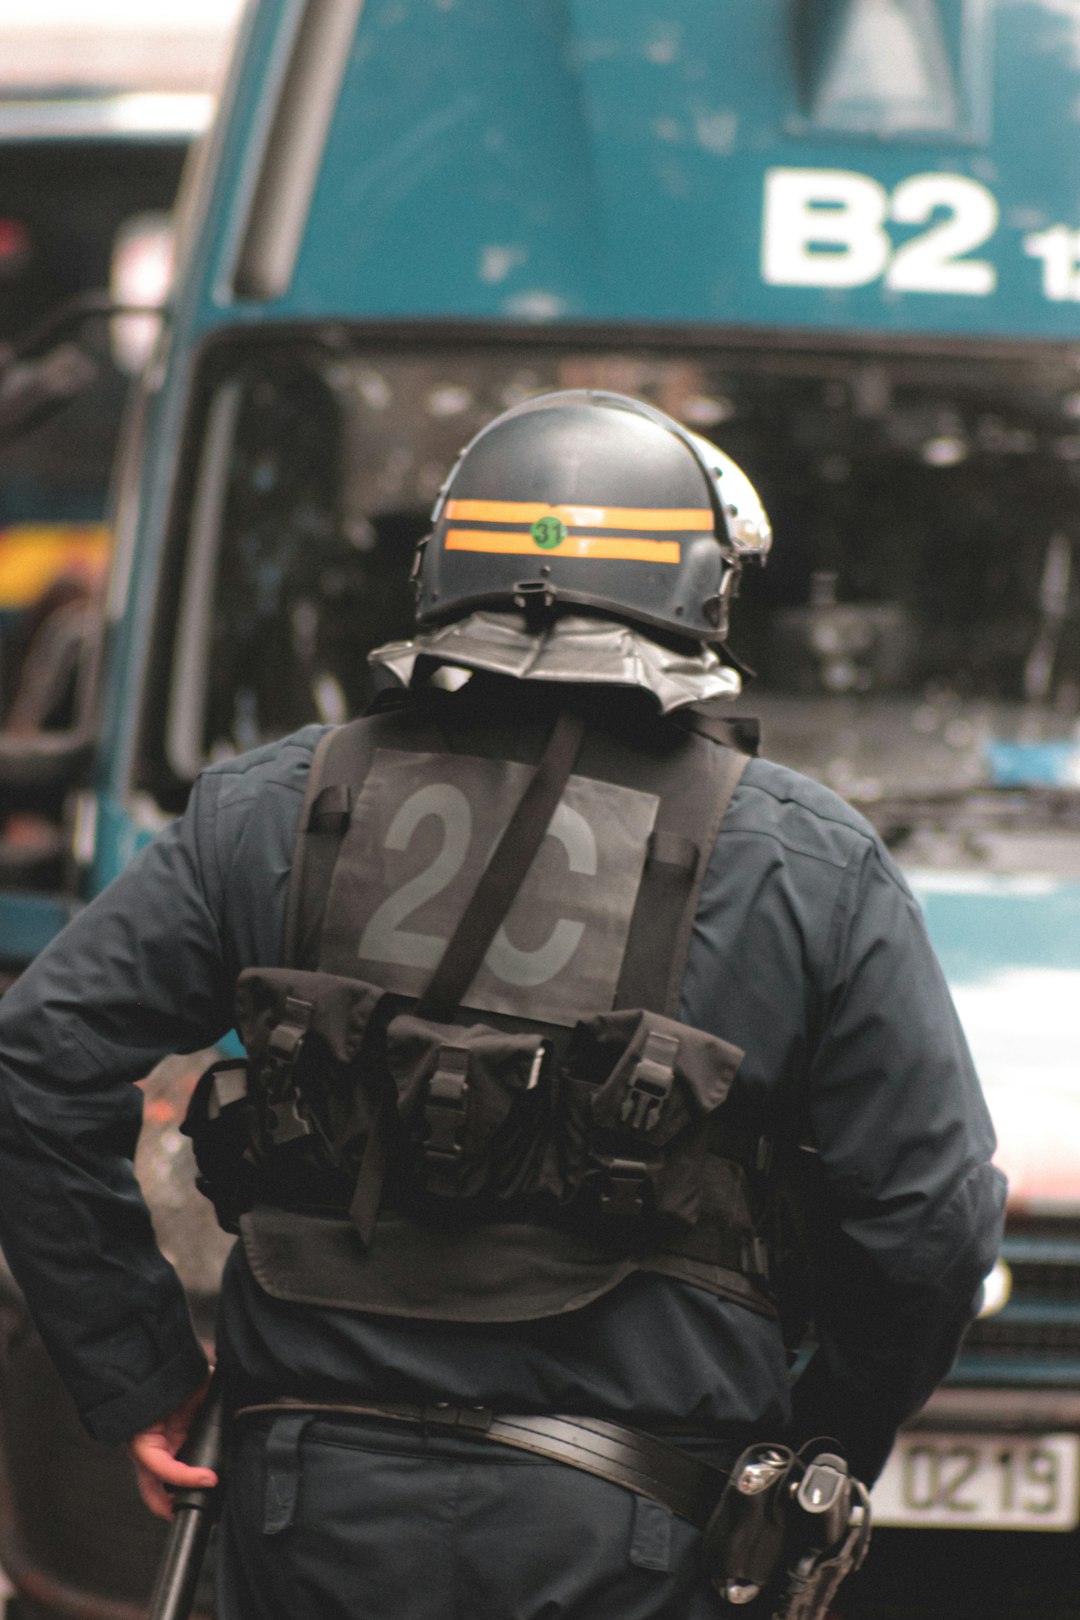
xmin=233 ymin=1400 xmax=725 ymax=1529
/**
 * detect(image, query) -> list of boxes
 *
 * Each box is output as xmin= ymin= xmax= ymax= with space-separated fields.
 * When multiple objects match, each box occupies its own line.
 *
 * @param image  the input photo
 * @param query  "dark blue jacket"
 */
xmin=0 ymin=720 xmax=1006 ymax=1482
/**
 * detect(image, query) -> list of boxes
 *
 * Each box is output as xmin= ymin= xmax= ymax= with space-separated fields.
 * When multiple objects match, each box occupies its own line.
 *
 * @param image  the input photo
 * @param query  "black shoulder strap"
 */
xmin=283 ymin=727 xmax=340 ymax=969
xmin=661 ymin=742 xmax=747 ymax=1017
xmin=283 ymin=698 xmax=449 ymax=970
xmin=611 ymin=727 xmax=749 ymax=1017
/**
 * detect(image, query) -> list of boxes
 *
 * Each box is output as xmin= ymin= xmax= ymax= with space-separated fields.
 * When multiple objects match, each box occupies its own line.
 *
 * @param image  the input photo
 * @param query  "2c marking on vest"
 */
xmin=347 ymin=750 xmax=659 ymax=1026
xmin=359 ymin=783 xmax=471 ymax=971
xmin=359 ymin=787 xmax=595 ymax=986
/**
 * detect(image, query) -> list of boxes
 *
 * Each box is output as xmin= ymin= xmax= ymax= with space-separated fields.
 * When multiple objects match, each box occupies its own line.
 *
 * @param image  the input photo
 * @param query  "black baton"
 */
xmin=146 ymin=1370 xmax=227 ymax=1620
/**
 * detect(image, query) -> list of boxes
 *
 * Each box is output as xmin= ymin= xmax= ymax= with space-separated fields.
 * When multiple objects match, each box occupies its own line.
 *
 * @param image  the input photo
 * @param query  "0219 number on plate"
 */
xmin=871 ymin=1432 xmax=1080 ymax=1531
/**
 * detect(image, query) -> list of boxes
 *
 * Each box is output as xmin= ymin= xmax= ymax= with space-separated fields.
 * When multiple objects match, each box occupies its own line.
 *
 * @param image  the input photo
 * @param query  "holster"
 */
xmin=701 ymin=1444 xmax=871 ymax=1617
xmin=769 ymin=1455 xmax=872 ymax=1620
xmin=701 ymin=1445 xmax=796 ymax=1607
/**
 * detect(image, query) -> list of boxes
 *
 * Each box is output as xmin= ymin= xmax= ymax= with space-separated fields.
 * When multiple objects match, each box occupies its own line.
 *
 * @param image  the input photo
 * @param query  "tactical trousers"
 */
xmin=218 ymin=1413 xmax=723 ymax=1619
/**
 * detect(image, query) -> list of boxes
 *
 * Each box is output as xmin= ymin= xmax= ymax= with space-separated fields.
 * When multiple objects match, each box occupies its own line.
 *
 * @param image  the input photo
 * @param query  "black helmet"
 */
xmin=413 ymin=390 xmax=770 ymax=644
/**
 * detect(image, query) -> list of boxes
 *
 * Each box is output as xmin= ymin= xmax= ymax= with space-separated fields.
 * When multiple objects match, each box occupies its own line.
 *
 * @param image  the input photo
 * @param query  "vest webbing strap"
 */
xmin=284 ymin=702 xmax=450 ymax=971
xmin=283 ymin=727 xmax=339 ymax=971
xmin=662 ymin=744 xmax=745 ymax=1019
xmin=415 ymin=708 xmax=585 ymax=1023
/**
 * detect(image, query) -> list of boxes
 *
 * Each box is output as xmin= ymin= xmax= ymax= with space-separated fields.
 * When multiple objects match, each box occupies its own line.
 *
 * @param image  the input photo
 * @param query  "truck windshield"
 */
xmin=151 ymin=335 xmax=1080 ymax=808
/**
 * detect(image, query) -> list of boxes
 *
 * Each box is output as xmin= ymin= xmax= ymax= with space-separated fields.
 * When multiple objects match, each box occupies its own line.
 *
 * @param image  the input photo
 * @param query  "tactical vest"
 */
xmin=184 ymin=683 xmax=783 ymax=1328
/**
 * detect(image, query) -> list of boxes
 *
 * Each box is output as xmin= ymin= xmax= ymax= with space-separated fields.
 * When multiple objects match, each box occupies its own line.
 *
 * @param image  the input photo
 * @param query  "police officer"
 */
xmin=0 ymin=391 xmax=1005 ymax=1618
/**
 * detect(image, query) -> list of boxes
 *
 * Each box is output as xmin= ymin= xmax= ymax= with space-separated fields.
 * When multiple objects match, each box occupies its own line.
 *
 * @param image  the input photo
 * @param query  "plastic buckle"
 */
xmin=599 ymin=1157 xmax=650 ymax=1219
xmin=423 ymin=1046 xmax=470 ymax=1164
xmin=264 ymin=998 xmax=314 ymax=1146
xmin=207 ymin=1060 xmax=249 ymax=1121
xmin=266 ymin=997 xmax=313 ymax=1083
xmin=619 ymin=1031 xmax=678 ymax=1133
xmin=267 ymin=1093 xmax=315 ymax=1147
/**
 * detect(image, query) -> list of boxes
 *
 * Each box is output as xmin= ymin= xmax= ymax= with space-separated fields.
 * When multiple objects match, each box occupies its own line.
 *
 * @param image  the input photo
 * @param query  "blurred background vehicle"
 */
xmin=0 ymin=0 xmax=239 ymax=918
xmin=0 ymin=1 xmax=1079 ymax=1615
xmin=0 ymin=7 xmax=238 ymax=1617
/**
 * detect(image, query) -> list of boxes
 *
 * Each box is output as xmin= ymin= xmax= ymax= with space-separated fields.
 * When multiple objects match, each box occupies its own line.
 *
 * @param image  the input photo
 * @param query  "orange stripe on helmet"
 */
xmin=444 ymin=529 xmax=681 ymax=563
xmin=444 ymin=499 xmax=711 ymax=532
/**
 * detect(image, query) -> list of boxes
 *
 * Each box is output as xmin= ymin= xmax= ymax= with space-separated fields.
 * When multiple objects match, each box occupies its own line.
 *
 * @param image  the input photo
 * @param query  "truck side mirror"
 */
xmin=0 ymin=289 xmax=165 ymax=449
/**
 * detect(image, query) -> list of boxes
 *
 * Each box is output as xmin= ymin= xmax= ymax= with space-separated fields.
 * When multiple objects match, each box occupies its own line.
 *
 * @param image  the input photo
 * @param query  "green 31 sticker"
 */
xmin=530 ymin=515 xmax=567 ymax=549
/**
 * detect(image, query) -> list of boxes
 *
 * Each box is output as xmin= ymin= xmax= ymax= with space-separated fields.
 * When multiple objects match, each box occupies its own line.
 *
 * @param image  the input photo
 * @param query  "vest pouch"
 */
xmin=384 ymin=1014 xmax=551 ymax=1208
xmin=235 ymin=967 xmax=391 ymax=1209
xmin=558 ymin=1010 xmax=744 ymax=1236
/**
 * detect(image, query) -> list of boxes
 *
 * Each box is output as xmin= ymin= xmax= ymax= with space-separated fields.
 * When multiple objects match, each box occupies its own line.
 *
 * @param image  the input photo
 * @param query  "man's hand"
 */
xmin=127 ymin=1377 xmax=219 ymax=1520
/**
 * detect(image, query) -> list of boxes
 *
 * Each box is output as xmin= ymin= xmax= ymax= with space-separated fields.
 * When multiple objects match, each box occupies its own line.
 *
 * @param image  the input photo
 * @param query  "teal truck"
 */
xmin=0 ymin=3 xmax=1078 ymax=1615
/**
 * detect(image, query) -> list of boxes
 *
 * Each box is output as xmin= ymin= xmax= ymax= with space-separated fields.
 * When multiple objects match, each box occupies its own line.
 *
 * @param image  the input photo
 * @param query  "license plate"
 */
xmin=871 ymin=1431 xmax=1080 ymax=1531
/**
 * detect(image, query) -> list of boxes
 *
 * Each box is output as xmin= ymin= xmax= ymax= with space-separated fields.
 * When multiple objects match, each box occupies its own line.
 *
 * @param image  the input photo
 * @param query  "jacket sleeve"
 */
xmin=789 ymin=838 xmax=1007 ymax=1484
xmin=0 ymin=771 xmax=238 ymax=1445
